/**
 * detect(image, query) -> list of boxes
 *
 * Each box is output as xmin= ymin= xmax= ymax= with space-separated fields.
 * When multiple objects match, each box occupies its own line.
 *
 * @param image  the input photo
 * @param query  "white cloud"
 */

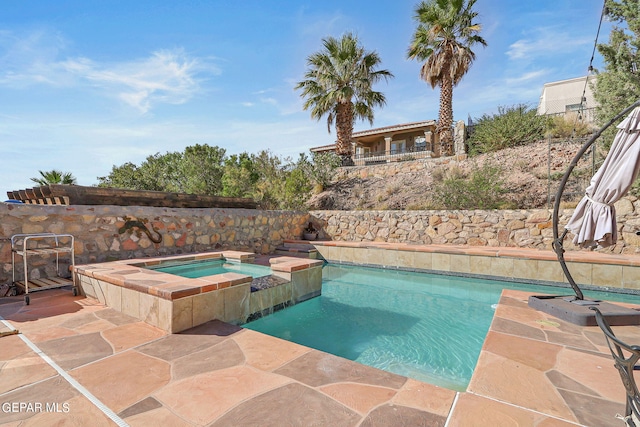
xmin=241 ymin=81 xmax=305 ymax=116
xmin=260 ymin=97 xmax=278 ymax=106
xmin=0 ymin=29 xmax=71 ymax=87
xmin=62 ymin=49 xmax=217 ymax=113
xmin=507 ymin=27 xmax=591 ymax=61
xmin=0 ymin=29 xmax=220 ymax=113
xmin=294 ymin=8 xmax=346 ymax=38
xmin=504 ymin=70 xmax=548 ymax=85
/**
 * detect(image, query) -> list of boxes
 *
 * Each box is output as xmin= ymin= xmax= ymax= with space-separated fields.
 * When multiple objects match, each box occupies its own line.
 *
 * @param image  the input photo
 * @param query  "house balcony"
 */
xmin=353 ymin=146 xmax=432 ymax=166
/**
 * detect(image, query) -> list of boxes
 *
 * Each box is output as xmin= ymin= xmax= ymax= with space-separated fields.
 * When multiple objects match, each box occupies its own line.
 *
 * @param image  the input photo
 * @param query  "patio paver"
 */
xmin=0 ymin=279 xmax=637 ymax=426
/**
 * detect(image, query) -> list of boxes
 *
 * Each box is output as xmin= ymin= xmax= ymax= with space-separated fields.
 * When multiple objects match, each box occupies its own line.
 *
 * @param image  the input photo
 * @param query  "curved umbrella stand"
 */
xmin=529 ymin=100 xmax=640 ymax=326
xmin=552 ymin=100 xmax=640 ymax=301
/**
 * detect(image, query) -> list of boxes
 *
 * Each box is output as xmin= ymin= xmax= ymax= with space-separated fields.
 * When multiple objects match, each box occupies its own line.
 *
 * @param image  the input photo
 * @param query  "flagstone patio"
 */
xmin=0 ymin=283 xmax=637 ymax=426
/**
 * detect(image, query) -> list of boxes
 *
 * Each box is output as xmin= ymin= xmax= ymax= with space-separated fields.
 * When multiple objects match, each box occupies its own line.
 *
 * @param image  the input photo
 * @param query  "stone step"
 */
xmin=282 ymin=243 xmax=317 ymax=251
xmin=282 ymin=239 xmax=321 ymax=250
xmin=274 ymin=246 xmax=318 ymax=259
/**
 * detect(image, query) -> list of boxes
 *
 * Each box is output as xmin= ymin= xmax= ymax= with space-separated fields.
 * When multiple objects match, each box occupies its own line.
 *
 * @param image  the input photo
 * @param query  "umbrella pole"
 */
xmin=552 ymin=100 xmax=640 ymax=300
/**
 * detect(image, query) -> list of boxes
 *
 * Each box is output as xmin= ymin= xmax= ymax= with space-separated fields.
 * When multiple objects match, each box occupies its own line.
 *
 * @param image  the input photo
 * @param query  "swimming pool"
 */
xmin=148 ymin=258 xmax=272 ymax=279
xmin=245 ymin=263 xmax=640 ymax=391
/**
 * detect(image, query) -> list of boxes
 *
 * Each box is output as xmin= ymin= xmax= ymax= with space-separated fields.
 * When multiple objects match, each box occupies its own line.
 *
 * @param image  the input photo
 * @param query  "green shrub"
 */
xmin=431 ymin=165 xmax=465 ymax=183
xmin=310 ymin=152 xmax=341 ymax=190
xmin=282 ymin=168 xmax=312 ymax=210
xmin=431 ymin=163 xmax=508 ymax=209
xmin=468 ymin=104 xmax=547 ymax=154
xmin=547 ymin=112 xmax=594 ymax=138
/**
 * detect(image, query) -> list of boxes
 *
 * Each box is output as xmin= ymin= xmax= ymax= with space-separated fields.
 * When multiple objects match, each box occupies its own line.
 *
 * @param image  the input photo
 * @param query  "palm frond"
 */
xmin=295 ymin=32 xmax=393 ymax=159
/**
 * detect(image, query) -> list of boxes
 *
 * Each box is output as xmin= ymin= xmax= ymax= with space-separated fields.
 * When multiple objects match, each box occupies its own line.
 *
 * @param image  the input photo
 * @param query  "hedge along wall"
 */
xmin=309 ymin=196 xmax=640 ymax=255
xmin=0 ymin=203 xmax=310 ymax=286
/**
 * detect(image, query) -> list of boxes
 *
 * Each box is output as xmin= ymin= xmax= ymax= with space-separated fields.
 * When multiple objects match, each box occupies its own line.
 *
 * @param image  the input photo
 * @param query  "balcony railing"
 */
xmin=353 ymin=146 xmax=432 ymax=166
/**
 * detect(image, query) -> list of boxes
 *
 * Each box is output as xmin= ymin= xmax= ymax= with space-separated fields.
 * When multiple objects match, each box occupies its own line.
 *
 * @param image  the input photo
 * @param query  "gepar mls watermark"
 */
xmin=2 ymin=401 xmax=70 ymax=413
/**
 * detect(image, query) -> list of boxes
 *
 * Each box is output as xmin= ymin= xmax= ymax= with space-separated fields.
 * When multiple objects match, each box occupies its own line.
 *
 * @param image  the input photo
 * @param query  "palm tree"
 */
xmin=408 ymin=0 xmax=486 ymax=156
xmin=30 ymin=170 xmax=77 ymax=186
xmin=296 ymin=33 xmax=393 ymax=166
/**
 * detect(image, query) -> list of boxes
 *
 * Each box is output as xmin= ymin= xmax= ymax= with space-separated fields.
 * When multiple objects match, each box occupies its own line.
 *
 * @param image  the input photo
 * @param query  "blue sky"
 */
xmin=0 ymin=0 xmax=610 ymax=196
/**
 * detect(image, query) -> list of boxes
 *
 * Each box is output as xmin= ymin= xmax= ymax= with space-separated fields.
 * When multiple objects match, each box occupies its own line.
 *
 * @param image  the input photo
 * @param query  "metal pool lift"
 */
xmin=528 ymin=100 xmax=640 ymax=326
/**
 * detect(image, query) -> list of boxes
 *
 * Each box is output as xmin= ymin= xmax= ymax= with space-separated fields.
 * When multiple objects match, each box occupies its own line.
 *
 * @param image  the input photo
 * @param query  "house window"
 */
xmin=391 ymin=140 xmax=406 ymax=154
xmin=414 ymin=136 xmax=426 ymax=152
xmin=356 ymin=146 xmax=371 ymax=157
xmin=565 ymin=103 xmax=583 ymax=112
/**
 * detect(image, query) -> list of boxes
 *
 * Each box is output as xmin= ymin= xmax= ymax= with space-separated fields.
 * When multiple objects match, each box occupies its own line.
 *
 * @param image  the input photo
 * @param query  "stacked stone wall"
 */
xmin=0 ymin=203 xmax=309 ymax=286
xmin=310 ymin=196 xmax=640 ymax=255
xmin=334 ymin=155 xmax=467 ymax=181
xmin=4 ymin=195 xmax=640 ymax=288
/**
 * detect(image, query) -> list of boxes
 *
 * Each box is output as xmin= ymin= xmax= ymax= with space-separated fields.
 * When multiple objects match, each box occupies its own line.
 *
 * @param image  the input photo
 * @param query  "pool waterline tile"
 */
xmin=311 ymin=240 xmax=640 ymax=293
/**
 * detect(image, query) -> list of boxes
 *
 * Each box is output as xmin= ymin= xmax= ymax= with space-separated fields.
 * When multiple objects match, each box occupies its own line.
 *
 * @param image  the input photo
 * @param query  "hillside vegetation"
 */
xmin=307 ymin=138 xmax=597 ymax=211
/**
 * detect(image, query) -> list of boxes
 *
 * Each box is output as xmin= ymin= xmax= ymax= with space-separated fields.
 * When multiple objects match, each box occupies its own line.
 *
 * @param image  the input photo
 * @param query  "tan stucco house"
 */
xmin=537 ymin=75 xmax=597 ymax=123
xmin=311 ymin=120 xmax=441 ymax=165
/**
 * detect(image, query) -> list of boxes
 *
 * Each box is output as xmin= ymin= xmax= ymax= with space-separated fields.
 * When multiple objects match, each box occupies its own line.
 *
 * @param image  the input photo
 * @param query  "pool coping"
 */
xmin=306 ymin=240 xmax=640 ymax=294
xmin=308 ymin=240 xmax=640 ymax=265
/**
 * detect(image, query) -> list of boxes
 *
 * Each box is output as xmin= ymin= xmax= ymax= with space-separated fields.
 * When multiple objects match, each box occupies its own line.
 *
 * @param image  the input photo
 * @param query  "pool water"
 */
xmin=149 ymin=259 xmax=272 ymax=279
xmin=244 ymin=263 xmax=640 ymax=391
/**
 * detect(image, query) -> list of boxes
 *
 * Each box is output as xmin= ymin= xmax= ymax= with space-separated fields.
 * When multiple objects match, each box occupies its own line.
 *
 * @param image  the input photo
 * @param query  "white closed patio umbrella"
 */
xmin=565 ymin=106 xmax=640 ymax=248
xmin=529 ymin=101 xmax=640 ymax=325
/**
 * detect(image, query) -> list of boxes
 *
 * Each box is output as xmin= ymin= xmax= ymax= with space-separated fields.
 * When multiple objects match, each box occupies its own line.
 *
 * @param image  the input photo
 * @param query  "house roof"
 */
xmin=310 ymin=143 xmax=336 ymax=153
xmin=352 ymin=120 xmax=436 ymax=138
xmin=541 ymin=75 xmax=595 ymax=89
xmin=309 ymin=120 xmax=436 ymax=152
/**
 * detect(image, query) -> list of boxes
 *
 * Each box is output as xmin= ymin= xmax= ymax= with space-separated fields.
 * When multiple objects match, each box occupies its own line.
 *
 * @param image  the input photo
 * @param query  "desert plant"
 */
xmin=468 ymin=104 xmax=547 ymax=154
xmin=385 ymin=183 xmax=401 ymax=196
xmin=513 ymin=159 xmax=529 ymax=172
xmin=282 ymin=168 xmax=312 ymax=210
xmin=630 ymin=178 xmax=640 ymax=198
xmin=31 ymin=170 xmax=77 ymax=186
xmin=406 ymin=200 xmax=434 ymax=210
xmin=310 ymin=152 xmax=341 ymax=190
xmin=431 ymin=164 xmax=465 ymax=183
xmin=398 ymin=154 xmax=416 ymax=162
xmin=431 ymin=162 xmax=507 ymax=209
xmin=547 ymin=113 xmax=594 ymax=138
xmin=559 ymin=199 xmax=581 ymax=209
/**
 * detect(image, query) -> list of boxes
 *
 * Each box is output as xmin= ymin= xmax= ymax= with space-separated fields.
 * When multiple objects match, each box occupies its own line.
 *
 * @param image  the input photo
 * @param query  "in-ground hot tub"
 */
xmin=73 ymin=251 xmax=323 ymax=333
xmin=146 ymin=257 xmax=273 ymax=279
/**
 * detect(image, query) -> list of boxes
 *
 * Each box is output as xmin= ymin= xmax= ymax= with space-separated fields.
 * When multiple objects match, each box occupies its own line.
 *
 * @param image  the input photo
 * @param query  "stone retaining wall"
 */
xmin=309 ymin=196 xmax=640 ymax=254
xmin=334 ymin=155 xmax=467 ymax=180
xmin=4 ymin=195 xmax=640 ymax=288
xmin=0 ymin=203 xmax=309 ymax=286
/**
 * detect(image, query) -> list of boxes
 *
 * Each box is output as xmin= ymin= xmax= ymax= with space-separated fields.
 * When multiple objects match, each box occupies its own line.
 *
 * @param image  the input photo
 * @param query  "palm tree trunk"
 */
xmin=335 ymin=102 xmax=355 ymax=166
xmin=437 ymin=74 xmax=454 ymax=156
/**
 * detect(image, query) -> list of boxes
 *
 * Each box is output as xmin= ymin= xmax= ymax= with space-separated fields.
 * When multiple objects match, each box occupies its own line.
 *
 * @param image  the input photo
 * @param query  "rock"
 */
xmin=507 ymin=220 xmax=525 ymax=230
xmin=615 ymin=198 xmax=635 ymax=215
xmin=429 ymin=216 xmax=442 ymax=227
xmin=528 ymin=211 xmax=551 ymax=223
